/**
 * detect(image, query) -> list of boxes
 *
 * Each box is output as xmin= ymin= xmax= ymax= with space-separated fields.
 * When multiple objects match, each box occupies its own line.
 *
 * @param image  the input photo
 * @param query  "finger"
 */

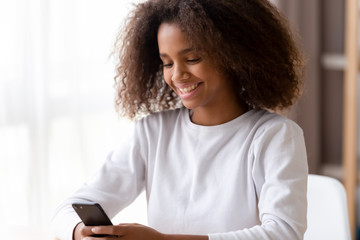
xmin=117 ymin=223 xmax=141 ymax=227
xmin=79 ymin=225 xmax=96 ymax=237
xmin=91 ymin=225 xmax=124 ymax=237
xmin=83 ymin=236 xmax=118 ymax=240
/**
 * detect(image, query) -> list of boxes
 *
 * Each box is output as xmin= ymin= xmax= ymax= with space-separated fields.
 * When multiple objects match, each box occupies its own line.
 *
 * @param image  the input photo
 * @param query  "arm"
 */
xmin=74 ymin=223 xmax=208 ymax=240
xmin=209 ymin=119 xmax=308 ymax=240
xmin=165 ymin=235 xmax=208 ymax=240
xmin=51 ymin=123 xmax=147 ymax=240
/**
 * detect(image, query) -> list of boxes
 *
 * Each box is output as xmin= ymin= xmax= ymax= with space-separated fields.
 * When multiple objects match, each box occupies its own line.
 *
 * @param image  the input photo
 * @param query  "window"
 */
xmin=0 ymin=0 xmax=146 ymax=236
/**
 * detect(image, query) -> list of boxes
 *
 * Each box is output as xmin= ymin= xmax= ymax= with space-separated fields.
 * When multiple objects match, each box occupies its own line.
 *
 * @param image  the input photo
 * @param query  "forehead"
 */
xmin=157 ymin=23 xmax=191 ymax=54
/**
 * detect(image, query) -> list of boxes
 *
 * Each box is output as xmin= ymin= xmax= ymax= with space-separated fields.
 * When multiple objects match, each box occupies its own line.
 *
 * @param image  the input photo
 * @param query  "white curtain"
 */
xmin=0 ymin=0 xmax=146 ymax=237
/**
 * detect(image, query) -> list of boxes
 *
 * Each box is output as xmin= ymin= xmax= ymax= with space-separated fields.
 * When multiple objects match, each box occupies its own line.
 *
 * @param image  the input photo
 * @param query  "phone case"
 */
xmin=72 ymin=202 xmax=113 ymax=237
xmin=72 ymin=202 xmax=113 ymax=226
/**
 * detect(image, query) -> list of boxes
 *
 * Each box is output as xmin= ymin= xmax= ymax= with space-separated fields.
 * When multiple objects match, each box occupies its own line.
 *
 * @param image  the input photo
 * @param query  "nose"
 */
xmin=171 ymin=64 xmax=190 ymax=82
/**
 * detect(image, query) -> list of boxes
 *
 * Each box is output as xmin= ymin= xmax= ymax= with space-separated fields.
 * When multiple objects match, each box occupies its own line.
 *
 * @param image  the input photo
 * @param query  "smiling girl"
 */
xmin=158 ymin=23 xmax=246 ymax=126
xmin=52 ymin=0 xmax=308 ymax=240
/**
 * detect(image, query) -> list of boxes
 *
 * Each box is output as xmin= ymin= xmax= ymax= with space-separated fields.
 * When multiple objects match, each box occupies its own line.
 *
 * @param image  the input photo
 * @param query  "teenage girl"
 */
xmin=52 ymin=0 xmax=308 ymax=239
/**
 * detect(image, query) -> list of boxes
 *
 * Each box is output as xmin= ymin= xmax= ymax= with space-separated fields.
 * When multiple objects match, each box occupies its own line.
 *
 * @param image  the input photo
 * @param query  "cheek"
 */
xmin=163 ymin=70 xmax=172 ymax=86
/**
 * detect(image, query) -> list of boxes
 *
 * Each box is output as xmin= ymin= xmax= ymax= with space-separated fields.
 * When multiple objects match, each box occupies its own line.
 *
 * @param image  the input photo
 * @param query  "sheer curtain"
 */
xmin=0 ymin=0 xmax=146 ymax=237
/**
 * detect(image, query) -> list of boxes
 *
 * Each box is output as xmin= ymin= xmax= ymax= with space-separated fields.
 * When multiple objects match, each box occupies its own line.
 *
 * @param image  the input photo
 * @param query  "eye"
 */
xmin=187 ymin=58 xmax=201 ymax=64
xmin=162 ymin=62 xmax=173 ymax=68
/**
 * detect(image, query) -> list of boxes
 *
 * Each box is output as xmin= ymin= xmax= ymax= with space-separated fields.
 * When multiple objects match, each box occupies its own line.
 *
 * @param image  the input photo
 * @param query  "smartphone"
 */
xmin=72 ymin=202 xmax=113 ymax=237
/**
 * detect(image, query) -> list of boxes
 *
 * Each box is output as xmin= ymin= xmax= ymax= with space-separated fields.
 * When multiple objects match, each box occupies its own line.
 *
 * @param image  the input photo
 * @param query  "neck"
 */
xmin=190 ymin=101 xmax=248 ymax=126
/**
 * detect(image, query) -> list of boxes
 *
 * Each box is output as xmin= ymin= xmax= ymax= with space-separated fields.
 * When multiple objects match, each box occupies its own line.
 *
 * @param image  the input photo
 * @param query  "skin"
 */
xmin=73 ymin=222 xmax=208 ymax=239
xmin=73 ymin=22 xmax=247 ymax=240
xmin=158 ymin=23 xmax=247 ymax=126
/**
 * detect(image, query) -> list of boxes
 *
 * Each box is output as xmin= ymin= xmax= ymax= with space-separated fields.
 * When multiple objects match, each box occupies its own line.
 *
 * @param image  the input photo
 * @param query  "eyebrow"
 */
xmin=159 ymin=48 xmax=195 ymax=58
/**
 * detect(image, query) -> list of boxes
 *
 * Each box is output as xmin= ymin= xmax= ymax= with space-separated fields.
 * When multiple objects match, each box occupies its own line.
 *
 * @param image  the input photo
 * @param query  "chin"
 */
xmin=181 ymin=101 xmax=197 ymax=110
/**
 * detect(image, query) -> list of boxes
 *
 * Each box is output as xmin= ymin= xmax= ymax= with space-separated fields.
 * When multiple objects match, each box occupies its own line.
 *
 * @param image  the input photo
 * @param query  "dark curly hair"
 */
xmin=113 ymin=0 xmax=305 ymax=120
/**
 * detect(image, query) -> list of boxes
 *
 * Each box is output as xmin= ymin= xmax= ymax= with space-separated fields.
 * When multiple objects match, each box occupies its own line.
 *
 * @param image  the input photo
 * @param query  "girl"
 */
xmin=52 ymin=0 xmax=308 ymax=239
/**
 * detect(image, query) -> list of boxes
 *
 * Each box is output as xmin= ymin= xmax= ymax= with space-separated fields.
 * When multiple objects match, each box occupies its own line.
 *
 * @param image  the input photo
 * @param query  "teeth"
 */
xmin=179 ymin=84 xmax=198 ymax=93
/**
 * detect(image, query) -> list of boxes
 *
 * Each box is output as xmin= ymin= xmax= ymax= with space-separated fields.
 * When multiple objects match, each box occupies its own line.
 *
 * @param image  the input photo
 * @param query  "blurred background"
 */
xmin=0 ymin=0 xmax=358 ymax=239
xmin=0 ymin=0 xmax=146 ymax=239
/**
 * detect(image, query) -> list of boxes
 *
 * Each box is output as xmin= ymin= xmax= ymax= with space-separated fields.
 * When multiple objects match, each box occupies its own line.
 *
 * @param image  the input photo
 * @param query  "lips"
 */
xmin=178 ymin=83 xmax=200 ymax=94
xmin=175 ymin=82 xmax=202 ymax=100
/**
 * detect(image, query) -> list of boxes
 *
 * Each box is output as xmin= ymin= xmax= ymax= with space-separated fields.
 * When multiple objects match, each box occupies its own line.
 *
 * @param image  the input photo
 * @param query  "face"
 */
xmin=157 ymin=23 xmax=239 ymax=116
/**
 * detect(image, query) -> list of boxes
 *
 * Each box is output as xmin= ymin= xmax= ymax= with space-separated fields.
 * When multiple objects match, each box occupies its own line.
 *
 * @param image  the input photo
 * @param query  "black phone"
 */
xmin=72 ymin=202 xmax=113 ymax=237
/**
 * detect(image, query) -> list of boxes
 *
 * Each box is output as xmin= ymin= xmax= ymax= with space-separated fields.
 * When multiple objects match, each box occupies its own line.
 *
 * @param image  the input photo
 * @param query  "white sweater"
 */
xmin=52 ymin=108 xmax=308 ymax=240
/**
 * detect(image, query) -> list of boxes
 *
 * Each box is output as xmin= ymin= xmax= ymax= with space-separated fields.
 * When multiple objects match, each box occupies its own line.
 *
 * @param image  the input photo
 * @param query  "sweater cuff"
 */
xmin=208 ymin=231 xmax=238 ymax=240
xmin=51 ymin=210 xmax=81 ymax=240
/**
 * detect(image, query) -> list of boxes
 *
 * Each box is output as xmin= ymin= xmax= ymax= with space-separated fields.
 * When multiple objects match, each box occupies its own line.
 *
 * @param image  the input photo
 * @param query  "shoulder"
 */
xmin=135 ymin=108 xmax=185 ymax=133
xmin=139 ymin=108 xmax=183 ymax=124
xmin=251 ymin=110 xmax=303 ymax=136
xmin=258 ymin=110 xmax=302 ymax=132
xmin=251 ymin=111 xmax=308 ymax=177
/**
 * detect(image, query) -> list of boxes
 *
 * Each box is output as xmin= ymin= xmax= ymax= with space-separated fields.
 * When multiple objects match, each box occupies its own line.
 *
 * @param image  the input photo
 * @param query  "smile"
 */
xmin=178 ymin=83 xmax=200 ymax=94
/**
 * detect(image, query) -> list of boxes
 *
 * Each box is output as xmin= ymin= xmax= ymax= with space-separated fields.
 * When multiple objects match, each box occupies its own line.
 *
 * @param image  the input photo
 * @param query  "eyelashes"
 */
xmin=163 ymin=63 xmax=173 ymax=68
xmin=162 ymin=58 xmax=202 ymax=68
xmin=162 ymin=63 xmax=172 ymax=68
xmin=187 ymin=58 xmax=201 ymax=64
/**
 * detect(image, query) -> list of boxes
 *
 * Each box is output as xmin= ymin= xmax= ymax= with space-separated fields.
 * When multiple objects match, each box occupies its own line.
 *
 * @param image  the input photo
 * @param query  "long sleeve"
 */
xmin=51 ymin=123 xmax=146 ymax=240
xmin=208 ymin=118 xmax=308 ymax=240
xmin=51 ymin=108 xmax=308 ymax=240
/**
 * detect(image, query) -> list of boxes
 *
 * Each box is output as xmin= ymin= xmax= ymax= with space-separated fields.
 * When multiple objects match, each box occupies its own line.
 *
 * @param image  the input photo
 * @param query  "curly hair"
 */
xmin=113 ymin=0 xmax=305 ymax=120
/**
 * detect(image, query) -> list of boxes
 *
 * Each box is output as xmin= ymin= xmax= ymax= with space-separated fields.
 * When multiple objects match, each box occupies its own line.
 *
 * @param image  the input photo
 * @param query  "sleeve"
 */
xmin=51 ymin=121 xmax=147 ymax=240
xmin=208 ymin=118 xmax=308 ymax=240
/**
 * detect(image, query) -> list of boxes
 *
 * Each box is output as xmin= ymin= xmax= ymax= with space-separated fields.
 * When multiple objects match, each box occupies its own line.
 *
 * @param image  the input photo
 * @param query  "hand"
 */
xmin=73 ymin=222 xmax=106 ymax=240
xmin=73 ymin=222 xmax=120 ymax=240
xmin=73 ymin=222 xmax=208 ymax=240
xmin=83 ymin=223 xmax=165 ymax=240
